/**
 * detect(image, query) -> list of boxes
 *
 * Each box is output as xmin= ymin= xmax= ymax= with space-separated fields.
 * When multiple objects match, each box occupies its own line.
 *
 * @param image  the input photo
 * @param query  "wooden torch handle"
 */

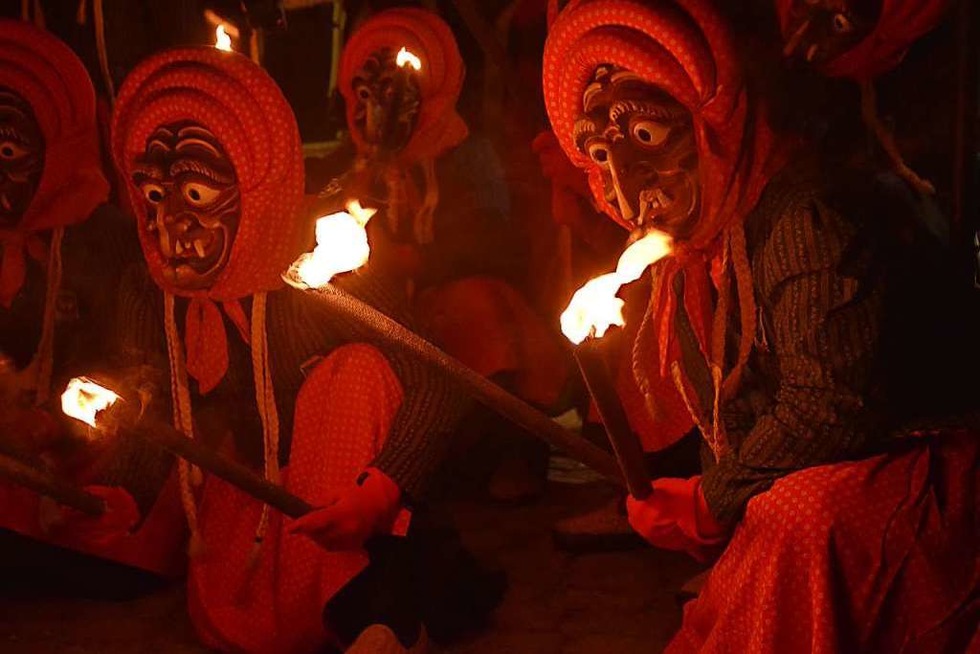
xmin=0 ymin=451 xmax=105 ymax=516
xmin=573 ymin=341 xmax=652 ymax=499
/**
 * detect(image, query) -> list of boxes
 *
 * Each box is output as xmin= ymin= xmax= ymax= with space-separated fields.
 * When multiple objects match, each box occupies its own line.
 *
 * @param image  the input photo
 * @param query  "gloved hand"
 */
xmin=51 ymin=485 xmax=140 ymax=548
xmin=625 ymin=476 xmax=728 ymax=562
xmin=288 ymin=467 xmax=402 ymax=552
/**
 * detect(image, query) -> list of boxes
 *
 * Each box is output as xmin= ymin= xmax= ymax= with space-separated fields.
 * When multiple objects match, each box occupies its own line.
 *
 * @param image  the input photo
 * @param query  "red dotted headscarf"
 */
xmin=544 ymin=0 xmax=793 ymax=455
xmin=339 ymin=7 xmax=467 ymax=164
xmin=775 ymin=0 xmax=951 ymax=81
xmin=0 ymin=19 xmax=108 ymax=308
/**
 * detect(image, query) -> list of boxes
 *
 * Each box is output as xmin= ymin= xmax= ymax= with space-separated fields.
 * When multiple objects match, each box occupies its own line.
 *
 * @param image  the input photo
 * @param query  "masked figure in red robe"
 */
xmin=0 ymin=19 xmax=187 ymax=586
xmin=329 ymin=7 xmax=571 ymax=502
xmin=544 ymin=1 xmax=978 ymax=651
xmin=106 ymin=46 xmax=494 ymax=653
xmin=776 ymin=0 xmax=952 ymax=194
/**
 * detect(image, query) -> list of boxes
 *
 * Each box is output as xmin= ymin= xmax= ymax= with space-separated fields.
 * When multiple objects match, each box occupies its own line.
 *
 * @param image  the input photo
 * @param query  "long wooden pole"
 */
xmin=119 ymin=415 xmax=313 ymax=519
xmin=298 ymin=283 xmax=625 ymax=487
xmin=573 ymin=341 xmax=651 ymax=499
xmin=0 ymin=451 xmax=105 ymax=516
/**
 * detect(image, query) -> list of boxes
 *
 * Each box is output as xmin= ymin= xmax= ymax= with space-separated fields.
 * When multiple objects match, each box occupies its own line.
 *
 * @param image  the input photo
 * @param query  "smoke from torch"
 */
xmin=560 ymin=230 xmax=672 ymax=345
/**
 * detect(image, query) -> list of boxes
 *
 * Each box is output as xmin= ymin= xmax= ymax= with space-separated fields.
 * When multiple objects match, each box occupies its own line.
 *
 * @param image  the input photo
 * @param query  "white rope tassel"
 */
xmin=415 ymin=158 xmax=439 ymax=245
xmin=33 ymin=0 xmax=44 ymax=27
xmin=246 ymin=292 xmax=281 ymax=573
xmin=92 ymin=0 xmax=115 ymax=102
xmin=30 ymin=227 xmax=63 ymax=406
xmin=164 ymin=292 xmax=203 ymax=556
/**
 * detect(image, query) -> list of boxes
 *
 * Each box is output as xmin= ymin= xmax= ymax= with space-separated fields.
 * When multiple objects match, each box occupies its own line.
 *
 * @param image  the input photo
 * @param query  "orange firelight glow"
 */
xmin=61 ymin=377 xmax=120 ymax=428
xmin=396 ymin=47 xmax=422 ymax=71
xmin=560 ymin=230 xmax=672 ymax=345
xmin=215 ymin=25 xmax=233 ymax=52
xmin=285 ymin=200 xmax=378 ymax=288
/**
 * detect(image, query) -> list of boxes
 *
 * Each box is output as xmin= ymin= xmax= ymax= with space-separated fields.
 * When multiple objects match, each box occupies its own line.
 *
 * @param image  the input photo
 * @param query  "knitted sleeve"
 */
xmin=701 ymin=194 xmax=887 ymax=525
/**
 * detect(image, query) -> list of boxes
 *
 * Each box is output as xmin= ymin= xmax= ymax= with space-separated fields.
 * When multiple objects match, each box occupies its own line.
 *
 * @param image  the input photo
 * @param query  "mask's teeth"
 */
xmin=193 ymin=239 xmax=206 ymax=258
xmin=176 ymin=240 xmax=184 ymax=255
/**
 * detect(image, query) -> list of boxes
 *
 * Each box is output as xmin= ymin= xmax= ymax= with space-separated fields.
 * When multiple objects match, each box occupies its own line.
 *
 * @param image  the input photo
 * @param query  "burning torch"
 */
xmin=60 ymin=377 xmax=312 ymax=519
xmin=559 ymin=231 xmax=674 ymax=499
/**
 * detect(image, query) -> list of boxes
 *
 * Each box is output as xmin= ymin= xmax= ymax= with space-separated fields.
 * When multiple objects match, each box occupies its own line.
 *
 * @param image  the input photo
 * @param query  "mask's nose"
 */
xmin=782 ymin=17 xmax=813 ymax=58
xmin=364 ymin=100 xmax=387 ymax=144
xmin=607 ymin=146 xmax=636 ymax=223
xmin=154 ymin=195 xmax=194 ymax=258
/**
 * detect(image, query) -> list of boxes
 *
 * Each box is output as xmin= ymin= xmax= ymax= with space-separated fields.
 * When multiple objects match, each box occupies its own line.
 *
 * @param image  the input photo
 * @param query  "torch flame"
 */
xmin=396 ymin=47 xmax=422 ymax=71
xmin=61 ymin=377 xmax=120 ymax=428
xmin=215 ymin=25 xmax=233 ymax=52
xmin=560 ymin=230 xmax=673 ymax=345
xmin=286 ymin=200 xmax=378 ymax=289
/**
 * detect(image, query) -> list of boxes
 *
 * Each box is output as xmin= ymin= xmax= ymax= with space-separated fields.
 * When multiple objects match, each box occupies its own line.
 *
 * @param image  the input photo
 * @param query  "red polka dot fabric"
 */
xmin=668 ymin=430 xmax=979 ymax=653
xmin=110 ymin=47 xmax=306 ymax=392
xmin=187 ymin=344 xmax=409 ymax=654
xmin=774 ymin=0 xmax=952 ymax=81
xmin=0 ymin=19 xmax=109 ymax=306
xmin=339 ymin=8 xmax=468 ymax=164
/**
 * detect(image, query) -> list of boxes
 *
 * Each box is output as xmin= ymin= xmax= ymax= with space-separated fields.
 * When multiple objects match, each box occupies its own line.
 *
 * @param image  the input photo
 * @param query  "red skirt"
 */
xmin=669 ymin=430 xmax=979 ymax=653
xmin=187 ymin=344 xmax=410 ymax=654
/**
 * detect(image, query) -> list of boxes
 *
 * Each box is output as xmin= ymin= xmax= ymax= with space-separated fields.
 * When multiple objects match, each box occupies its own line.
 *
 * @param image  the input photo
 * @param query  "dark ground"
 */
xmin=0 ymin=480 xmax=705 ymax=654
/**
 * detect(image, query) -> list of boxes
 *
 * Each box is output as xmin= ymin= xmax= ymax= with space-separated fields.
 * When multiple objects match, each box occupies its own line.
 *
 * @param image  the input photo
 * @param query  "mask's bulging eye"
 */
xmin=832 ymin=12 xmax=853 ymax=33
xmin=182 ymin=182 xmax=220 ymax=207
xmin=631 ymin=120 xmax=671 ymax=148
xmin=0 ymin=141 xmax=28 ymax=161
xmin=355 ymin=85 xmax=371 ymax=101
xmin=587 ymin=142 xmax=610 ymax=166
xmin=141 ymin=183 xmax=165 ymax=205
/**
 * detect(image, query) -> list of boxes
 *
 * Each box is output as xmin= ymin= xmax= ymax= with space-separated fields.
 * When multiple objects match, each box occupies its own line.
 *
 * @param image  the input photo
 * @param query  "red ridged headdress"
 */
xmin=339 ymin=7 xmax=467 ymax=163
xmin=0 ymin=19 xmax=108 ymax=308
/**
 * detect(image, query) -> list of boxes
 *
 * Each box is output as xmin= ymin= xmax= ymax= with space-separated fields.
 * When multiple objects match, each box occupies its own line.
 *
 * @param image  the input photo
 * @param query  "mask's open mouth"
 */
xmin=150 ymin=214 xmax=229 ymax=287
xmin=607 ymin=172 xmax=698 ymax=237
